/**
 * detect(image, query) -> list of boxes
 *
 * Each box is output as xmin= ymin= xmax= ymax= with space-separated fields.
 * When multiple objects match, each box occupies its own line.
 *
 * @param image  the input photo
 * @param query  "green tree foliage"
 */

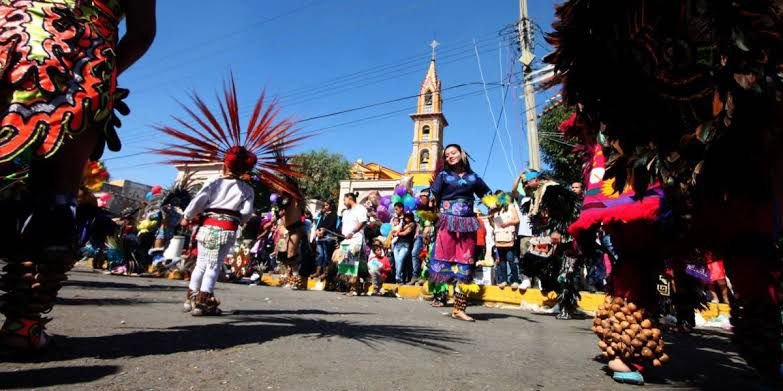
xmin=538 ymin=104 xmax=584 ymax=184
xmin=291 ymin=149 xmax=351 ymax=201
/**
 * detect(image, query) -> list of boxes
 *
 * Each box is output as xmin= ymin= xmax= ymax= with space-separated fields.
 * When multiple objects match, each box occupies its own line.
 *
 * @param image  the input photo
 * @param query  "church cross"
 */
xmin=430 ymin=39 xmax=439 ymax=60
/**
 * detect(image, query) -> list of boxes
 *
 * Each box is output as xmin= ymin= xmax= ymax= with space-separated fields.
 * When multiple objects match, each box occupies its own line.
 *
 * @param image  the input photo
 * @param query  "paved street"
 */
xmin=0 ymin=266 xmax=763 ymax=390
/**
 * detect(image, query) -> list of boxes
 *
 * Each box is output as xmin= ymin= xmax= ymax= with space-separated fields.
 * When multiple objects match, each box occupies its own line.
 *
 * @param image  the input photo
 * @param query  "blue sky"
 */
xmin=107 ymin=0 xmax=560 ymax=191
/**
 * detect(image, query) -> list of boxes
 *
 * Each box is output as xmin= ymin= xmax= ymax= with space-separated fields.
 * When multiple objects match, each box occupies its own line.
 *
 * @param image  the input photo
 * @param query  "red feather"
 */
xmin=154 ymin=75 xmax=308 ymax=197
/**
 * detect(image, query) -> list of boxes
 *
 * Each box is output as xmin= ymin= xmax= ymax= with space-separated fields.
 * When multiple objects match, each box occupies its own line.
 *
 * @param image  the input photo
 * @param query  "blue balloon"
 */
xmin=403 ymin=194 xmax=416 ymax=212
xmin=145 ymin=192 xmax=153 ymax=201
xmin=379 ymin=223 xmax=392 ymax=237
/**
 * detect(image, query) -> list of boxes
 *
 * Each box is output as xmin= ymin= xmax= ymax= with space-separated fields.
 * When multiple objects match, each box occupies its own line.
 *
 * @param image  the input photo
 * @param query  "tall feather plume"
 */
xmin=153 ymin=75 xmax=307 ymax=197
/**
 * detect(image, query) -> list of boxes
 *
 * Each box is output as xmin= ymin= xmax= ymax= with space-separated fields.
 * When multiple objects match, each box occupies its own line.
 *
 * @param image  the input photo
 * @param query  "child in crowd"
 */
xmin=705 ymin=252 xmax=731 ymax=305
xmin=368 ymin=241 xmax=392 ymax=295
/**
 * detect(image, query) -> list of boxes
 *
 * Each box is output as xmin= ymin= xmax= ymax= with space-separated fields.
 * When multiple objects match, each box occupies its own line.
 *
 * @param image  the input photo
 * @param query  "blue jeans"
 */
xmin=495 ymin=247 xmax=521 ymax=284
xmin=315 ymin=238 xmax=336 ymax=268
xmin=411 ymin=235 xmax=424 ymax=279
xmin=393 ymin=241 xmax=412 ymax=283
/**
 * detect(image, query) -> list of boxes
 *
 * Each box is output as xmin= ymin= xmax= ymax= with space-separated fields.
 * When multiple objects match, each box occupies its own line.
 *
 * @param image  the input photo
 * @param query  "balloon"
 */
xmin=151 ymin=185 xmax=163 ymax=195
xmin=380 ymin=195 xmax=392 ymax=207
xmin=376 ymin=205 xmax=390 ymax=223
xmin=391 ymin=194 xmax=403 ymax=206
xmin=96 ymin=193 xmax=111 ymax=208
xmin=380 ymin=223 xmax=392 ymax=237
xmin=394 ymin=185 xmax=407 ymax=197
xmin=269 ymin=193 xmax=279 ymax=203
xmin=145 ymin=192 xmax=153 ymax=201
xmin=403 ymin=194 xmax=416 ymax=212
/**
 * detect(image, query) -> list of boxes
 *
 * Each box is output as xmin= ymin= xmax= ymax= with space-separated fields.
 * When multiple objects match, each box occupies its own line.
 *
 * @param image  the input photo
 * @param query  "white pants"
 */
xmin=189 ymin=240 xmax=232 ymax=293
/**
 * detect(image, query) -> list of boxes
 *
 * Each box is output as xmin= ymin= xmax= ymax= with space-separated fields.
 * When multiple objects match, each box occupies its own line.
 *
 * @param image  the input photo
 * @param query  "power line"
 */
xmin=298 ymin=81 xmax=507 ymax=123
xmin=473 ymin=38 xmax=515 ymax=176
xmin=119 ymin=53 xmax=519 ymax=148
xmin=105 ymin=84 xmax=507 ymax=164
xmin=120 ymin=0 xmax=324 ymax=85
xmin=116 ymin=37 xmax=508 ymax=143
xmin=128 ymin=34 xmax=507 ymax=115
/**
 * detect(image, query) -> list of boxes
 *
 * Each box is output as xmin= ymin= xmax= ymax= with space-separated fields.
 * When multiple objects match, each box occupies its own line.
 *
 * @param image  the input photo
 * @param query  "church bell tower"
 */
xmin=405 ymin=40 xmax=448 ymax=187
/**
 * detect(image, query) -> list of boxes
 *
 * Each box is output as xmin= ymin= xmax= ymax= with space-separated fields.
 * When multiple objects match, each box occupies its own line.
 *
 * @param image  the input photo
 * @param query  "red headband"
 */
xmin=223 ymin=146 xmax=257 ymax=174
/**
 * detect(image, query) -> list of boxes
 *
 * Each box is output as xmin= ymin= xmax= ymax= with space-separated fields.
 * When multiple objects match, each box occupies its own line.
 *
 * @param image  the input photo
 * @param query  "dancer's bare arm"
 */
xmin=117 ymin=0 xmax=157 ymax=75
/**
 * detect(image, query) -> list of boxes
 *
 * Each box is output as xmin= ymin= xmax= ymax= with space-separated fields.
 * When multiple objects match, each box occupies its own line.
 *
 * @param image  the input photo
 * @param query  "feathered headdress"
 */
xmin=161 ymin=170 xmax=197 ymax=208
xmin=82 ymin=160 xmax=110 ymax=191
xmin=154 ymin=75 xmax=308 ymax=197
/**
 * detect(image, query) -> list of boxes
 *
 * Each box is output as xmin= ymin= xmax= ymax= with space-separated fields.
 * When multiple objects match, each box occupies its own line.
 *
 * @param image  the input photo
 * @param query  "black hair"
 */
xmin=393 ymin=202 xmax=404 ymax=209
xmin=344 ymin=192 xmax=358 ymax=201
xmin=443 ymin=143 xmax=472 ymax=172
xmin=403 ymin=212 xmax=415 ymax=221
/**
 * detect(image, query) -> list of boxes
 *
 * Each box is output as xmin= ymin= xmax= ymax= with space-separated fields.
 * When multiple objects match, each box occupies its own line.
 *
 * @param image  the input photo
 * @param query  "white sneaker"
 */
xmin=520 ymin=278 xmax=531 ymax=290
xmin=183 ymin=301 xmax=192 ymax=312
xmin=511 ymin=282 xmax=520 ymax=290
xmin=498 ymin=282 xmax=508 ymax=289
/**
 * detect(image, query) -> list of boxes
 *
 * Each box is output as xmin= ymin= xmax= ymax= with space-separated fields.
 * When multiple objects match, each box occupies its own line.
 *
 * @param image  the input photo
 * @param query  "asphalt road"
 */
xmin=0 ymin=266 xmax=766 ymax=390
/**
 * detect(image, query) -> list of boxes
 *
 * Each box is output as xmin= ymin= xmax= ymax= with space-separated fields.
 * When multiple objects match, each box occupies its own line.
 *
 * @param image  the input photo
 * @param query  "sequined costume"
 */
xmin=0 ymin=0 xmax=127 ymax=166
xmin=0 ymin=0 xmax=130 ymax=349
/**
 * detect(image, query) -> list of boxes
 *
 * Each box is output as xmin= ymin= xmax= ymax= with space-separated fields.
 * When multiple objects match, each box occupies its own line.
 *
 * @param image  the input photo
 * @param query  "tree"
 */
xmin=537 ymin=104 xmax=584 ymax=184
xmin=291 ymin=149 xmax=352 ymax=201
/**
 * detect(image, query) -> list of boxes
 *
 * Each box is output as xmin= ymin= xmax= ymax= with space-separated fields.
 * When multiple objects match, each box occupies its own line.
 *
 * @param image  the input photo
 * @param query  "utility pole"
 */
xmin=518 ymin=0 xmax=540 ymax=170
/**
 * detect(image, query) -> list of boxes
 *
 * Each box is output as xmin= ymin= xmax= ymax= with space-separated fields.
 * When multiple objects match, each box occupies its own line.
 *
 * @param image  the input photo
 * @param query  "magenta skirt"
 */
xmin=433 ymin=226 xmax=476 ymax=265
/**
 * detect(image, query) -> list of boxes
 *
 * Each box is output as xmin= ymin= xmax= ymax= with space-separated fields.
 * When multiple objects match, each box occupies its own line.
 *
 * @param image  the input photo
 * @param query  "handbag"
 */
xmin=494 ymin=228 xmax=515 ymax=247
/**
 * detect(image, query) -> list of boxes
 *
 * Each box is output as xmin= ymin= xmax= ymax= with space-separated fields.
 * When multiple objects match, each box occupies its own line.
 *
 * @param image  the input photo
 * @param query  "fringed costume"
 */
xmin=154 ymin=76 xmax=305 ymax=316
xmin=545 ymin=0 xmax=783 ymax=383
xmin=520 ymin=172 xmax=581 ymax=320
xmin=429 ymin=147 xmax=490 ymax=321
xmin=278 ymin=194 xmax=308 ymax=290
xmin=0 ymin=0 xmax=137 ymax=349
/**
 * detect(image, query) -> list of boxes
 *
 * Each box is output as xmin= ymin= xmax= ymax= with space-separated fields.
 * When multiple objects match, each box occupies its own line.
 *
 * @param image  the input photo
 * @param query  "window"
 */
xmin=419 ymin=149 xmax=430 ymax=170
xmin=422 ymin=125 xmax=430 ymax=141
xmin=424 ymin=90 xmax=433 ymax=113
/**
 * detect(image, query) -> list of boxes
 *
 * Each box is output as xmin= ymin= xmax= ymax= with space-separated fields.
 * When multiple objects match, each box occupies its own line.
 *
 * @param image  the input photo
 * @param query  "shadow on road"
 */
xmin=469 ymin=312 xmax=539 ymax=322
xmin=63 ymin=279 xmax=178 ymax=291
xmin=1 ymin=311 xmax=468 ymax=364
xmin=0 ymin=365 xmax=119 ymax=389
xmin=228 ymin=309 xmax=370 ymax=316
xmin=56 ymin=297 xmax=180 ymax=306
xmin=592 ymin=328 xmax=760 ymax=390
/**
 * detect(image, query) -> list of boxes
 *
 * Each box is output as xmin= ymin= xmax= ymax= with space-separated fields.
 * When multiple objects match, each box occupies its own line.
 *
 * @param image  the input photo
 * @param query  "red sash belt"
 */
xmin=202 ymin=218 xmax=238 ymax=231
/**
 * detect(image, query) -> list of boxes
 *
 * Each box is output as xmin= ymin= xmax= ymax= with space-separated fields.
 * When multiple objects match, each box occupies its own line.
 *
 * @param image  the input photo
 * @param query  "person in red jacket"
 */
xmin=368 ymin=242 xmax=392 ymax=296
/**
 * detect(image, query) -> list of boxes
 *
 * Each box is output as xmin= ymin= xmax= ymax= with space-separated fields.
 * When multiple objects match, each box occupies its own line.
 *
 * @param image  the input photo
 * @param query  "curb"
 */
xmin=257 ymin=275 xmax=729 ymax=321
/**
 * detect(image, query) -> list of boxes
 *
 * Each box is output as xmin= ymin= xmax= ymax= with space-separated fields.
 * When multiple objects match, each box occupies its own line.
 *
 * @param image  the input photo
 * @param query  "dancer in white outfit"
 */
xmin=182 ymin=162 xmax=255 ymax=315
xmin=154 ymin=76 xmax=306 ymax=316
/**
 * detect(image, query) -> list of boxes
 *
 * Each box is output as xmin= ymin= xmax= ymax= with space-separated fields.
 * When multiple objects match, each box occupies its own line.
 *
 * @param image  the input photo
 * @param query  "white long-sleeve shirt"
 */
xmin=183 ymin=177 xmax=255 ymax=224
